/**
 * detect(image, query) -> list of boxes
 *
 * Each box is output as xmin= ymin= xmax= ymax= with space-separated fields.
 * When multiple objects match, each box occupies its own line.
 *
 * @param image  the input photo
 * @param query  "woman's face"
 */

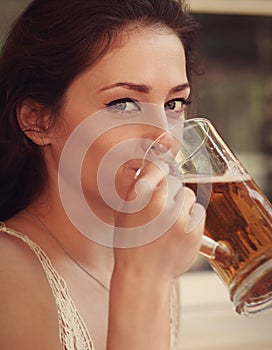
xmin=48 ymin=26 xmax=190 ymax=219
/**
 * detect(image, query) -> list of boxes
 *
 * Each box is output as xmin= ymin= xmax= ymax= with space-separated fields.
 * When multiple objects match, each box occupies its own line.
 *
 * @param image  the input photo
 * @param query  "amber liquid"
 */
xmin=185 ymin=176 xmax=272 ymax=301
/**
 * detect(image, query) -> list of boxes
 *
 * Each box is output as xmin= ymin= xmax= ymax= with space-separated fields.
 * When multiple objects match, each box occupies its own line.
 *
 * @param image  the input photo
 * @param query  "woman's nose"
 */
xmin=140 ymin=102 xmax=183 ymax=154
xmin=152 ymin=132 xmax=174 ymax=152
xmin=141 ymin=102 xmax=167 ymax=128
xmin=152 ymin=132 xmax=181 ymax=154
xmin=143 ymin=131 xmax=181 ymax=164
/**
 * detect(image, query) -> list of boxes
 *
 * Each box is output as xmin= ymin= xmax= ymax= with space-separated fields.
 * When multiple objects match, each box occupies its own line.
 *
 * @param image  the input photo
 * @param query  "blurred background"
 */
xmin=190 ymin=0 xmax=272 ymax=203
xmin=0 ymin=1 xmax=271 ymax=273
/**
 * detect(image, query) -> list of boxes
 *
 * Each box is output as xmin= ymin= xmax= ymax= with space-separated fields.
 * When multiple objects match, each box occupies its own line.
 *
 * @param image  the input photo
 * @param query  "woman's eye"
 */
xmin=106 ymin=98 xmax=140 ymax=113
xmin=164 ymin=98 xmax=191 ymax=114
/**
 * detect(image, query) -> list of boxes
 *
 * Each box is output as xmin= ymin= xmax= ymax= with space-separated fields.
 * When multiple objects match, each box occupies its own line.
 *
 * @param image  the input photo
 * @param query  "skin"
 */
xmin=0 ymin=26 xmax=205 ymax=350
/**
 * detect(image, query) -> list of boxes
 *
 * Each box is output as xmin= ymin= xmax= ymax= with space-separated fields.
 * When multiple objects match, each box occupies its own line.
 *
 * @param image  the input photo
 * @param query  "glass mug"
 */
xmin=142 ymin=118 xmax=272 ymax=316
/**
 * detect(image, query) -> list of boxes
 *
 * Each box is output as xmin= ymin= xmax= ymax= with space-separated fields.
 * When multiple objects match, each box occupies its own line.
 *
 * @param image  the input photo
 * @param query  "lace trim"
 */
xmin=0 ymin=222 xmax=180 ymax=350
xmin=0 ymin=222 xmax=94 ymax=350
xmin=170 ymin=280 xmax=180 ymax=350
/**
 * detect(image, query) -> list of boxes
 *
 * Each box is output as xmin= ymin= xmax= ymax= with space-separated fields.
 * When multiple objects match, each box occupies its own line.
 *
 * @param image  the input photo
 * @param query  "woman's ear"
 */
xmin=17 ymin=99 xmax=51 ymax=146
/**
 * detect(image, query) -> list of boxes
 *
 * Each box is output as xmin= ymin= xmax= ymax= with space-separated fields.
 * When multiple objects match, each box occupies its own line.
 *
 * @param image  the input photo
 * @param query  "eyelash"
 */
xmin=105 ymin=97 xmax=191 ymax=113
xmin=105 ymin=98 xmax=140 ymax=113
xmin=165 ymin=98 xmax=191 ymax=112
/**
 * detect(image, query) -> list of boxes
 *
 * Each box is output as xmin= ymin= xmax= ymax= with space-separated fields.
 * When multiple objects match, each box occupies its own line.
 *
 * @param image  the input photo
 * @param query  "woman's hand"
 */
xmin=113 ymin=161 xmax=205 ymax=282
xmin=107 ymin=162 xmax=205 ymax=350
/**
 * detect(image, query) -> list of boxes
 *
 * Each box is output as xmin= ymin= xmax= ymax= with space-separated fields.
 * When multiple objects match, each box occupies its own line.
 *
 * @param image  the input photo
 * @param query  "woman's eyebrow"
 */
xmin=169 ymin=83 xmax=190 ymax=94
xmin=97 ymin=82 xmax=190 ymax=94
xmin=97 ymin=82 xmax=151 ymax=94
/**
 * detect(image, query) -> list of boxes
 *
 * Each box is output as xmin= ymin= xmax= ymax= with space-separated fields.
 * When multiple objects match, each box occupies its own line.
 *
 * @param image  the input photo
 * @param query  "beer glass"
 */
xmin=144 ymin=117 xmax=272 ymax=316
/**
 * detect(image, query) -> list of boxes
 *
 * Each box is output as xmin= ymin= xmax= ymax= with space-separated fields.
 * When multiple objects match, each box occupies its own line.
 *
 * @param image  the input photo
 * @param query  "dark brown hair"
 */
xmin=0 ymin=0 xmax=199 ymax=220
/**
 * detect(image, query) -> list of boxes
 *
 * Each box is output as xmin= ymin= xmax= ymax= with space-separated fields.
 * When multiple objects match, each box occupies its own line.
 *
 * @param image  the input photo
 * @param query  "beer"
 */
xmin=185 ymin=174 xmax=272 ymax=310
xmin=150 ymin=117 xmax=272 ymax=313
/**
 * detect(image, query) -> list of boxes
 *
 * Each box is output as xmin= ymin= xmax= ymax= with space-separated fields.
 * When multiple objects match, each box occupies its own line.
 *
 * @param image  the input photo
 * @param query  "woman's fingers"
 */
xmin=186 ymin=202 xmax=206 ymax=234
xmin=174 ymin=186 xmax=206 ymax=233
xmin=130 ymin=164 xmax=206 ymax=238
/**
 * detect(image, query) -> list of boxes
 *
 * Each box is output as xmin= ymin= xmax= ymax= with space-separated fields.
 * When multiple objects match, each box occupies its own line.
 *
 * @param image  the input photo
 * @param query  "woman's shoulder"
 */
xmin=0 ymin=221 xmax=57 ymax=297
xmin=0 ymin=223 xmax=62 ymax=349
xmin=0 ymin=223 xmax=44 ymax=278
xmin=0 ymin=223 xmax=35 ymax=270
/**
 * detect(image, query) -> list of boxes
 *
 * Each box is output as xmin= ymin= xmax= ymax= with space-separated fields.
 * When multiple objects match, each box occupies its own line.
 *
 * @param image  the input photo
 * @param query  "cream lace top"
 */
xmin=0 ymin=223 xmax=180 ymax=350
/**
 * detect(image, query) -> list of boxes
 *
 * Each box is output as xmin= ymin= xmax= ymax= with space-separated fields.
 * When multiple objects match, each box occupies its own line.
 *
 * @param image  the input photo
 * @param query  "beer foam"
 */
xmin=183 ymin=173 xmax=251 ymax=184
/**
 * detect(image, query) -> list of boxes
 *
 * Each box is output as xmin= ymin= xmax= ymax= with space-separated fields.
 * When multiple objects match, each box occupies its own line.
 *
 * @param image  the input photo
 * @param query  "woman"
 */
xmin=0 ymin=0 xmax=205 ymax=349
